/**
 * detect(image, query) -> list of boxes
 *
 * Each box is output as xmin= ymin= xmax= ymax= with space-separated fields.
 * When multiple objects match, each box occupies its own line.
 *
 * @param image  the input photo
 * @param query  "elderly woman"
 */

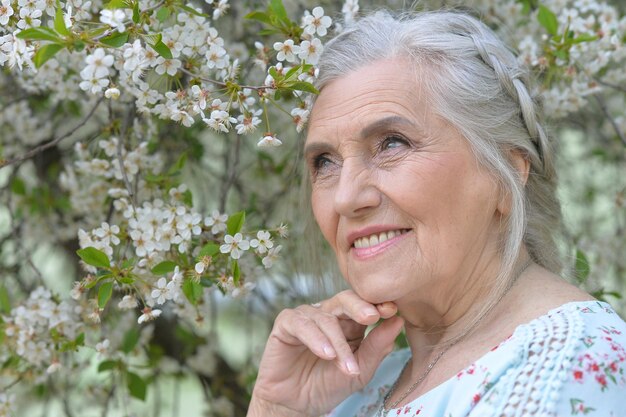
xmin=247 ymin=11 xmax=626 ymax=417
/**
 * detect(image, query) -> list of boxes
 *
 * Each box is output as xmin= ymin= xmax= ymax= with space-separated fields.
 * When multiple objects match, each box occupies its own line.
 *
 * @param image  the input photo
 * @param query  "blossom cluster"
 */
xmin=2 ymin=287 xmax=82 ymax=372
xmin=0 ymin=0 xmax=332 ymax=158
xmin=475 ymin=0 xmax=626 ymax=117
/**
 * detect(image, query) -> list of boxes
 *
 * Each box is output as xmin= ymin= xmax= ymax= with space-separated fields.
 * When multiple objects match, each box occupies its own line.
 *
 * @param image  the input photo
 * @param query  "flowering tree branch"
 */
xmin=594 ymin=94 xmax=626 ymax=147
xmin=0 ymin=98 xmax=105 ymax=169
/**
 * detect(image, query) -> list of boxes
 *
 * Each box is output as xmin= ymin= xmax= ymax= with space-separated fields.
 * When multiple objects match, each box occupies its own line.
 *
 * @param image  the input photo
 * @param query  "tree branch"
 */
xmin=594 ymin=94 xmax=626 ymax=147
xmin=0 ymin=97 xmax=104 ymax=169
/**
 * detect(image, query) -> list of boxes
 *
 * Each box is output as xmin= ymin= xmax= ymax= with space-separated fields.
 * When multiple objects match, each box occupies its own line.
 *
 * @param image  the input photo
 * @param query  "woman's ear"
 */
xmin=511 ymin=148 xmax=530 ymax=186
xmin=497 ymin=149 xmax=530 ymax=216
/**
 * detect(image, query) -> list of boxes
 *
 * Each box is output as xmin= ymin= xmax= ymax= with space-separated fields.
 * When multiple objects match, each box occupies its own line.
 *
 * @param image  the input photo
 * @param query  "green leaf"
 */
xmin=2 ymin=355 xmax=20 ymax=370
xmin=10 ymin=178 xmax=26 ymax=195
xmin=132 ymin=1 xmax=140 ymax=23
xmin=126 ymin=371 xmax=147 ymax=401
xmin=117 ymin=276 xmax=135 ymax=285
xmin=121 ymin=258 xmax=137 ymax=269
xmin=178 ymin=4 xmax=209 ymax=18
xmin=288 ymin=81 xmax=319 ymax=94
xmin=77 ymin=247 xmax=111 ymax=269
xmin=259 ymin=28 xmax=280 ymax=36
xmin=182 ymin=189 xmax=193 ymax=206
xmin=151 ymin=261 xmax=177 ymax=275
xmin=54 ymin=0 xmax=69 ymax=36
xmin=553 ymin=49 xmax=568 ymax=61
xmin=284 ymin=64 xmax=301 ymax=80
xmin=98 ymin=360 xmax=118 ymax=372
xmin=168 ymin=152 xmax=187 ymax=175
xmin=245 ymin=11 xmax=272 ymax=25
xmin=106 ymin=0 xmax=130 ymax=9
xmin=269 ymin=0 xmax=289 ymax=24
xmin=16 ymin=27 xmax=61 ymax=42
xmin=268 ymin=66 xmax=280 ymax=80
xmin=538 ymin=5 xmax=558 ymax=36
xmin=34 ymin=44 xmax=65 ymax=68
xmin=121 ymin=327 xmax=140 ymax=353
xmin=200 ymin=277 xmax=214 ymax=287
xmin=199 ymin=243 xmax=220 ymax=257
xmin=60 ymin=332 xmax=85 ymax=352
xmin=182 ymin=279 xmax=202 ymax=305
xmin=100 ymin=31 xmax=129 ymax=48
xmin=226 ymin=211 xmax=245 ymax=235
xmin=572 ymin=33 xmax=598 ymax=44
xmin=0 ymin=285 xmax=10 ymax=314
xmin=156 ymin=7 xmax=170 ymax=22
xmin=151 ymin=38 xmax=173 ymax=59
xmin=98 ymin=281 xmax=114 ymax=309
xmin=72 ymin=40 xmax=86 ymax=52
xmin=575 ymin=249 xmax=590 ymax=283
xmin=232 ymin=260 xmax=240 ymax=285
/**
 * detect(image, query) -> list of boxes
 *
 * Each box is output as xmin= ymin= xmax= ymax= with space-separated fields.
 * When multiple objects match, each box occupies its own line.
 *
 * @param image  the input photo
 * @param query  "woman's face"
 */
xmin=305 ymin=59 xmax=505 ymax=308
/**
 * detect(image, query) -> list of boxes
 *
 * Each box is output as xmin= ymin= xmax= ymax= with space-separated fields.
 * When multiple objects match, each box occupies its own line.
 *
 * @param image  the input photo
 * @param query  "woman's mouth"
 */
xmin=352 ymin=229 xmax=410 ymax=248
xmin=351 ymin=229 xmax=411 ymax=259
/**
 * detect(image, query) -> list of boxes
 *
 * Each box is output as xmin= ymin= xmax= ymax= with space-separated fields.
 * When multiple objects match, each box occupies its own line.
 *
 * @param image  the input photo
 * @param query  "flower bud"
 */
xmin=104 ymin=87 xmax=121 ymax=100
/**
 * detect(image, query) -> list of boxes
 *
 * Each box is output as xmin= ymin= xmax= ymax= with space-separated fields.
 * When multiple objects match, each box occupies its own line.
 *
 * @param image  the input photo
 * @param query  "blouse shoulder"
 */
xmin=482 ymin=300 xmax=626 ymax=417
xmin=553 ymin=301 xmax=626 ymax=416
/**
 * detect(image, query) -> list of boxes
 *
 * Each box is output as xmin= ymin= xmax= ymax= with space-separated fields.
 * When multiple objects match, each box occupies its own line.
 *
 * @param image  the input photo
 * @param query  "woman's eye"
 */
xmin=380 ymin=135 xmax=408 ymax=150
xmin=312 ymin=154 xmax=332 ymax=172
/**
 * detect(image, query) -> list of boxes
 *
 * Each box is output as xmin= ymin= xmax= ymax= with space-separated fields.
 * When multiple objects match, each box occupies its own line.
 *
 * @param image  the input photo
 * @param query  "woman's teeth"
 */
xmin=353 ymin=229 xmax=408 ymax=249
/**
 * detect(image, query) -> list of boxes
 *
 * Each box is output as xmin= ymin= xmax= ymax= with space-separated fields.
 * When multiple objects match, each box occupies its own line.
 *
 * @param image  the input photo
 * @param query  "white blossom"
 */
xmin=100 ymin=9 xmax=127 ymax=33
xmin=262 ymin=244 xmax=282 ymax=268
xmin=104 ymin=87 xmax=121 ymax=99
xmin=273 ymin=39 xmax=300 ymax=63
xmin=204 ymin=210 xmax=228 ymax=234
xmin=297 ymin=38 xmax=323 ymax=65
xmin=151 ymin=277 xmax=172 ymax=305
xmin=219 ymin=233 xmax=250 ymax=259
xmin=202 ymin=109 xmax=236 ymax=132
xmin=138 ymin=307 xmax=162 ymax=324
xmin=0 ymin=0 xmax=14 ymax=25
xmin=250 ymin=230 xmax=273 ymax=254
xmin=81 ymin=48 xmax=114 ymax=79
xmin=303 ymin=7 xmax=332 ymax=37
xmin=118 ymin=295 xmax=138 ymax=310
xmin=257 ymin=134 xmax=282 ymax=147
xmin=95 ymin=339 xmax=110 ymax=358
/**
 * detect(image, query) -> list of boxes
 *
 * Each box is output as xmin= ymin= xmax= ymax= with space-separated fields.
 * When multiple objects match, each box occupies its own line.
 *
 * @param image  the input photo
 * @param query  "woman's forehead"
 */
xmin=306 ymin=60 xmax=433 ymax=143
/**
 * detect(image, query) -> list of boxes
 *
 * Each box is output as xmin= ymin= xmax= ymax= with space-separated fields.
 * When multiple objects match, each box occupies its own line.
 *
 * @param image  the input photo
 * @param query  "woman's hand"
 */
xmin=247 ymin=290 xmax=404 ymax=417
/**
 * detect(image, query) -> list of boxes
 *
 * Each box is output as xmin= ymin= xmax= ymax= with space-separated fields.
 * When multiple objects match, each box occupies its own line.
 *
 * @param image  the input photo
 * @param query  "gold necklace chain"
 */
xmin=376 ymin=259 xmax=533 ymax=417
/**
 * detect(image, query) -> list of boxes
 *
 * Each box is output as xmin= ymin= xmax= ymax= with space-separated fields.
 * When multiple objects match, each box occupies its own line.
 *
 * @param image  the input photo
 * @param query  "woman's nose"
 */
xmin=333 ymin=160 xmax=381 ymax=217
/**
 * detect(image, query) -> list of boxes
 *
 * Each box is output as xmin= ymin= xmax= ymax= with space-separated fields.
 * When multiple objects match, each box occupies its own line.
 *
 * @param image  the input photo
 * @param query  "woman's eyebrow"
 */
xmin=359 ymin=115 xmax=420 ymax=139
xmin=303 ymin=142 xmax=334 ymax=159
xmin=304 ymin=116 xmax=422 ymax=158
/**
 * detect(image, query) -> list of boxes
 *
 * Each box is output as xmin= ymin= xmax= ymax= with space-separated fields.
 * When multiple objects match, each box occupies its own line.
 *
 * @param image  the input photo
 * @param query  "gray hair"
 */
xmin=308 ymin=10 xmax=563 ymax=328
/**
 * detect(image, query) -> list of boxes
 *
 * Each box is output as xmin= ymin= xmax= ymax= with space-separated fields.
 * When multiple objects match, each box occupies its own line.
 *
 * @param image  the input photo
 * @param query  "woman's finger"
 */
xmin=319 ymin=290 xmax=392 ymax=325
xmin=376 ymin=301 xmax=398 ymax=319
xmin=309 ymin=312 xmax=363 ymax=375
xmin=272 ymin=309 xmax=338 ymax=360
xmin=354 ymin=316 xmax=405 ymax=381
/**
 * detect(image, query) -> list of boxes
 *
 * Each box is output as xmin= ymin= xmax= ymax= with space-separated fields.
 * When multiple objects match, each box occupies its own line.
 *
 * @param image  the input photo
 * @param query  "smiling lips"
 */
xmin=350 ymin=228 xmax=410 ymax=258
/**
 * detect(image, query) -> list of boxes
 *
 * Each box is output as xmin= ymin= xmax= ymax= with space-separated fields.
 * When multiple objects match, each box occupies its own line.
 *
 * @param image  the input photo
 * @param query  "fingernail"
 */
xmin=346 ymin=359 xmax=360 ymax=375
xmin=363 ymin=307 xmax=378 ymax=317
xmin=323 ymin=344 xmax=336 ymax=358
